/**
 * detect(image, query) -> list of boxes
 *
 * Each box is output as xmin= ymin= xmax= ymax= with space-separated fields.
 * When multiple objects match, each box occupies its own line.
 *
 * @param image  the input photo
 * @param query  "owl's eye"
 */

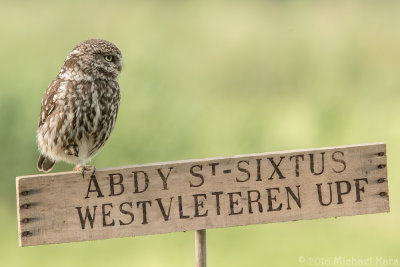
xmin=104 ymin=55 xmax=114 ymax=62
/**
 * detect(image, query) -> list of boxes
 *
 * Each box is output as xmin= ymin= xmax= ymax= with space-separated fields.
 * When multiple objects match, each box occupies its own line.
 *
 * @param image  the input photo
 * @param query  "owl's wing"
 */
xmin=38 ymin=79 xmax=61 ymax=128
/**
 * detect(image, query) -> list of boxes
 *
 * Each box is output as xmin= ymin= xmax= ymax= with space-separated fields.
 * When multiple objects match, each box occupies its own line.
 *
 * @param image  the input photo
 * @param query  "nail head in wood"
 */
xmin=377 ymin=178 xmax=386 ymax=183
xmin=378 ymin=164 xmax=386 ymax=169
xmin=22 ymin=231 xmax=32 ymax=237
xmin=377 ymin=152 xmax=385 ymax=156
xmin=379 ymin=192 xmax=387 ymax=197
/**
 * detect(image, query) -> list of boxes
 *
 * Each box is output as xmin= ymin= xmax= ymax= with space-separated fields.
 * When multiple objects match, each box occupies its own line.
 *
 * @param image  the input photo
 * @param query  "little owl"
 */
xmin=37 ymin=39 xmax=122 ymax=176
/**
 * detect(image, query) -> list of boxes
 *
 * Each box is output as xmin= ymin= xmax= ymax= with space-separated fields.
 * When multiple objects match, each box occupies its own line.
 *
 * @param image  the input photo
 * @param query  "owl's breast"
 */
xmin=83 ymin=80 xmax=120 ymax=156
xmin=93 ymin=80 xmax=120 ymax=125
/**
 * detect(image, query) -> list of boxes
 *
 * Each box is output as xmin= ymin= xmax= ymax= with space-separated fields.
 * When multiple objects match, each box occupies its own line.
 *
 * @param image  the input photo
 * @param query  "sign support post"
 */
xmin=195 ymin=229 xmax=207 ymax=267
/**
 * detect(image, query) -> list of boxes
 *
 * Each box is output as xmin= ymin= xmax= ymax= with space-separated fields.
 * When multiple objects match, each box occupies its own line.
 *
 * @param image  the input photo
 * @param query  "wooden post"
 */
xmin=195 ymin=229 xmax=207 ymax=267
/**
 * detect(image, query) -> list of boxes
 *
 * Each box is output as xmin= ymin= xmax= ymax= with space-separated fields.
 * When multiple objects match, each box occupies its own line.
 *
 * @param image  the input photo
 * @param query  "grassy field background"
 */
xmin=0 ymin=1 xmax=399 ymax=266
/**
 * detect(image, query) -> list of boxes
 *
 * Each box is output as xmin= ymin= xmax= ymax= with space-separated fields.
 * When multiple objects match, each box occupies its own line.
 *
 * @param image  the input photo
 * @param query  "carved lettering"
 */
xmin=268 ymin=157 xmax=286 ymax=179
xmin=85 ymin=175 xmax=104 ymax=199
xmin=133 ymin=171 xmax=149 ymax=194
xmin=157 ymin=167 xmax=173 ymax=190
xmin=189 ymin=165 xmax=204 ymax=187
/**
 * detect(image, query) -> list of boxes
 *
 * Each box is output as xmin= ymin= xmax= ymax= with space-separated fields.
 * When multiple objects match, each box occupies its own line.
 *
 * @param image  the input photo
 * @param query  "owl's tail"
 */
xmin=37 ymin=154 xmax=55 ymax=172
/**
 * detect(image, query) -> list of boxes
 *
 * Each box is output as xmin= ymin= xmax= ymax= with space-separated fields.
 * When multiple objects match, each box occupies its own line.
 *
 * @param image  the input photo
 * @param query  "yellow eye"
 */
xmin=104 ymin=55 xmax=113 ymax=62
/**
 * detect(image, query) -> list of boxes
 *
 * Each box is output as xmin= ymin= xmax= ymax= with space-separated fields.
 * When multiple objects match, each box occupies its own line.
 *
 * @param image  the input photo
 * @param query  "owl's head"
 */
xmin=62 ymin=39 xmax=123 ymax=80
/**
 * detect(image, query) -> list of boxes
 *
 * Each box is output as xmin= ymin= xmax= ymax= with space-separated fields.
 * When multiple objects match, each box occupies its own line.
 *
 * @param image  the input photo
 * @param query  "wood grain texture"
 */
xmin=16 ymin=143 xmax=389 ymax=246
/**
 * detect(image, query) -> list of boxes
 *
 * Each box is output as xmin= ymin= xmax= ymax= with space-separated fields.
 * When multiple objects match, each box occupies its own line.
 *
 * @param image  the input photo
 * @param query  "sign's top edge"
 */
xmin=16 ymin=142 xmax=386 ymax=180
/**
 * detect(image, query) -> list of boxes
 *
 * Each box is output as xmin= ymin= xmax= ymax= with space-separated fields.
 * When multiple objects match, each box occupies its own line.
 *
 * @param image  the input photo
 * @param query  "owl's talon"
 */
xmin=73 ymin=165 xmax=85 ymax=179
xmin=91 ymin=166 xmax=96 ymax=177
xmin=74 ymin=165 xmax=96 ymax=179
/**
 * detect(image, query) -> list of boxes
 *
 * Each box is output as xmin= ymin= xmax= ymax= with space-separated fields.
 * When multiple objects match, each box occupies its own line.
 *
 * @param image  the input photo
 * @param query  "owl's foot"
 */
xmin=73 ymin=165 xmax=96 ymax=179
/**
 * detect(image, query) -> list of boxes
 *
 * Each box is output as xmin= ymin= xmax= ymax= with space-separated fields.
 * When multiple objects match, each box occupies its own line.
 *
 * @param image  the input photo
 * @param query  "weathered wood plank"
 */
xmin=16 ymin=143 xmax=389 ymax=246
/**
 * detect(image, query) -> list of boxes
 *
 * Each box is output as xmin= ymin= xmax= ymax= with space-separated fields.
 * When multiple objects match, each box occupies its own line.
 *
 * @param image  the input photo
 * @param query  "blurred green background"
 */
xmin=0 ymin=0 xmax=399 ymax=266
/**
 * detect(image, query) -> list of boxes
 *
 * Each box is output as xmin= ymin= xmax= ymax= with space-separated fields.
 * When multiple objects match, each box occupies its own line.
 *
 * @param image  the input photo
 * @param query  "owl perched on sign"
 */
xmin=37 ymin=39 xmax=122 ymax=176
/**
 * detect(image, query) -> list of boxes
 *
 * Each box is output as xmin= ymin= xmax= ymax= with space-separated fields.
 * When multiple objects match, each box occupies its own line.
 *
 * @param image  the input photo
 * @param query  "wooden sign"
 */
xmin=16 ymin=143 xmax=389 ymax=247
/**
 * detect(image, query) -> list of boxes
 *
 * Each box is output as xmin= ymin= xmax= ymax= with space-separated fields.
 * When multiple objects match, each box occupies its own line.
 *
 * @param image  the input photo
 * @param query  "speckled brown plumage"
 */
xmin=37 ymin=39 xmax=122 ymax=172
